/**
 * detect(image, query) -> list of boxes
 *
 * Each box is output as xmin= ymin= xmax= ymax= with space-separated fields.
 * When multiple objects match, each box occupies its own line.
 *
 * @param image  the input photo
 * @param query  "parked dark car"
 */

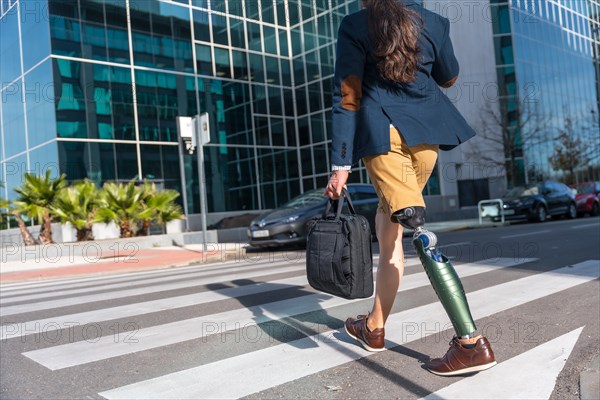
xmin=495 ymin=180 xmax=577 ymax=222
xmin=570 ymin=181 xmax=600 ymax=217
xmin=247 ymin=184 xmax=379 ymax=247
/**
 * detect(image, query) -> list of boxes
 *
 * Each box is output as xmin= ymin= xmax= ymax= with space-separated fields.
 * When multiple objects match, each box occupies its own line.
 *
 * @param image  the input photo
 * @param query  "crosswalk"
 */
xmin=1 ymin=253 xmax=598 ymax=399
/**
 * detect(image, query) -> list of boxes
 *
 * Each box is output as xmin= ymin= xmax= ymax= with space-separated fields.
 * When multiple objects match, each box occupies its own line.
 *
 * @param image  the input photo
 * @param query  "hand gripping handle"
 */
xmin=323 ymin=188 xmax=356 ymax=220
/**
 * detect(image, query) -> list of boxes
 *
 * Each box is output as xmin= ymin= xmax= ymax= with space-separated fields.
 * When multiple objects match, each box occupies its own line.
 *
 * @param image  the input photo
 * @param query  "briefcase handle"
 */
xmin=323 ymin=187 xmax=357 ymax=220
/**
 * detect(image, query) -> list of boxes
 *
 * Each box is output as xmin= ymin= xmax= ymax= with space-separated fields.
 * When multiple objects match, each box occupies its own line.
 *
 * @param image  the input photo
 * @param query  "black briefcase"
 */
xmin=305 ymin=188 xmax=374 ymax=299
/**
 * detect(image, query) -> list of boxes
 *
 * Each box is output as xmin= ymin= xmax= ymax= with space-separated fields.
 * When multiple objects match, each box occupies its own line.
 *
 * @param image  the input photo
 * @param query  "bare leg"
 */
xmin=367 ymin=212 xmax=404 ymax=331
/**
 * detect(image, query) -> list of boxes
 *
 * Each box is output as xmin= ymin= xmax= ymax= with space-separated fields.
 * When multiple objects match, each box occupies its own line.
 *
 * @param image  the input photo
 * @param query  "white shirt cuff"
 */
xmin=331 ymin=165 xmax=352 ymax=172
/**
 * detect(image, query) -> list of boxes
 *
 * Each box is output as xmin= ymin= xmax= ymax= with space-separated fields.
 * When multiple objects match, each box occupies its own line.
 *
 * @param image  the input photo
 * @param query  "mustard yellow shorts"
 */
xmin=362 ymin=128 xmax=439 ymax=217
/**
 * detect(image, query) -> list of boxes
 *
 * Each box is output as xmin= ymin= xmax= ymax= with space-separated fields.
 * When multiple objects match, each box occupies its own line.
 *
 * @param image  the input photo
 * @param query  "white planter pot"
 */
xmin=166 ymin=219 xmax=184 ymax=234
xmin=92 ymin=221 xmax=121 ymax=240
xmin=61 ymin=222 xmax=78 ymax=243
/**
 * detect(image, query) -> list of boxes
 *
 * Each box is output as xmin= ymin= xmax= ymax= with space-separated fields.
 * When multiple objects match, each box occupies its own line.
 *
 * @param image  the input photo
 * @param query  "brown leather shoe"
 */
xmin=427 ymin=336 xmax=497 ymax=376
xmin=344 ymin=315 xmax=385 ymax=352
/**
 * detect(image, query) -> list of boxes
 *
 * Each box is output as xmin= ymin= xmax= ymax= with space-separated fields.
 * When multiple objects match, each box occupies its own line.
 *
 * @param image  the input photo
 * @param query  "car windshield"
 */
xmin=504 ymin=185 xmax=539 ymax=197
xmin=281 ymin=189 xmax=327 ymax=208
xmin=574 ymin=184 xmax=594 ymax=195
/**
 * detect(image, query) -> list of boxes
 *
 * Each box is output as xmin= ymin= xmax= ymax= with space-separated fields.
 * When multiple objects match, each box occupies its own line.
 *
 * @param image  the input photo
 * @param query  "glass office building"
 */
xmin=3 ymin=0 xmax=597 ymax=218
xmin=490 ymin=0 xmax=600 ymax=185
xmin=0 ymin=0 xmax=444 ymax=216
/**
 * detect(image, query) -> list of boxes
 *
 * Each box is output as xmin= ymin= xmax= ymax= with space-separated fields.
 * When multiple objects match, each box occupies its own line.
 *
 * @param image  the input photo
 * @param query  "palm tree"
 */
xmin=12 ymin=171 xmax=67 ymax=244
xmin=1 ymin=197 xmax=38 ymax=246
xmin=140 ymin=189 xmax=185 ymax=232
xmin=51 ymin=180 xmax=99 ymax=241
xmin=0 ymin=197 xmax=11 ymax=231
xmin=94 ymin=181 xmax=144 ymax=238
xmin=136 ymin=181 xmax=158 ymax=236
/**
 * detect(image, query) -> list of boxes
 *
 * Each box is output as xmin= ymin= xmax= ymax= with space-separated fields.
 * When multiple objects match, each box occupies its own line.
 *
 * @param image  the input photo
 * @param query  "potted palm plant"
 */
xmin=0 ymin=197 xmax=11 ymax=231
xmin=51 ymin=180 xmax=98 ymax=242
xmin=136 ymin=181 xmax=158 ymax=236
xmin=142 ymin=189 xmax=185 ymax=234
xmin=12 ymin=171 xmax=67 ymax=244
xmin=94 ymin=181 xmax=144 ymax=239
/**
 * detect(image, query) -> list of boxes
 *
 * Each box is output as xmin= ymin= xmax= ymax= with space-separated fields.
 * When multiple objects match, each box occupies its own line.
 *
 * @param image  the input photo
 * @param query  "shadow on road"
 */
xmin=206 ymin=277 xmax=435 ymax=397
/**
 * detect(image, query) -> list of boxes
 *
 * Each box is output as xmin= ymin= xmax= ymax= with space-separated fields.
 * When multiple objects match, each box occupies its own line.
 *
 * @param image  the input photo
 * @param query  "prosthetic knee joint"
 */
xmin=392 ymin=206 xmax=477 ymax=337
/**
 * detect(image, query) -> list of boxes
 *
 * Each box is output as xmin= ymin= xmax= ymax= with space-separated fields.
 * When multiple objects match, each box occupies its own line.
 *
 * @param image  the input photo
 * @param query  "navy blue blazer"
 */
xmin=331 ymin=3 xmax=476 ymax=168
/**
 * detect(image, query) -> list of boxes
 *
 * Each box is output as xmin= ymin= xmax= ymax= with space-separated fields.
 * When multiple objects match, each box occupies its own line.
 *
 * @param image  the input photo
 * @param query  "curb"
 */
xmin=439 ymin=222 xmax=510 ymax=232
xmin=580 ymin=355 xmax=600 ymax=400
xmin=0 ymin=247 xmax=248 ymax=284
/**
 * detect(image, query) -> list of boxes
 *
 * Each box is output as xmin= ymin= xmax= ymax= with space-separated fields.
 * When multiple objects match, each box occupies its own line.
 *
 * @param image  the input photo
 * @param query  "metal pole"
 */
xmin=196 ymin=123 xmax=208 ymax=252
xmin=178 ymin=139 xmax=189 ymax=232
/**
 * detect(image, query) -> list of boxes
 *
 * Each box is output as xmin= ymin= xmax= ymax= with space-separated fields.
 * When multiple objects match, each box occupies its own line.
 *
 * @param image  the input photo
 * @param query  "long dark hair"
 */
xmin=363 ymin=0 xmax=423 ymax=84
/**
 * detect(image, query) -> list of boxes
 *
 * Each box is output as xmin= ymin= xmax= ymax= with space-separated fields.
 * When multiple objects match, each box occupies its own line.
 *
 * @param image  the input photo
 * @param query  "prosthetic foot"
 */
xmin=391 ymin=206 xmax=476 ymax=337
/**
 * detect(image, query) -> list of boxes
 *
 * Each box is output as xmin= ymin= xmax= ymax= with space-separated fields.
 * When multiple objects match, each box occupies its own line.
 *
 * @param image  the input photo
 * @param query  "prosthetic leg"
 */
xmin=392 ymin=206 xmax=476 ymax=337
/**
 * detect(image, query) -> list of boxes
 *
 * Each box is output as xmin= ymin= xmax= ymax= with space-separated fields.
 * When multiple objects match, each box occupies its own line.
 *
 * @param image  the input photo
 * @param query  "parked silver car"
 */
xmin=247 ymin=184 xmax=379 ymax=247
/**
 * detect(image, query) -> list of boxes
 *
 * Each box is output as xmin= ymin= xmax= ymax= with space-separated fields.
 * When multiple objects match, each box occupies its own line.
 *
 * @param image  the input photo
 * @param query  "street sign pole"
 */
xmin=195 ymin=113 xmax=210 ymax=252
xmin=176 ymin=114 xmax=210 ymax=251
xmin=176 ymin=116 xmax=194 ymax=233
xmin=177 ymin=138 xmax=190 ymax=233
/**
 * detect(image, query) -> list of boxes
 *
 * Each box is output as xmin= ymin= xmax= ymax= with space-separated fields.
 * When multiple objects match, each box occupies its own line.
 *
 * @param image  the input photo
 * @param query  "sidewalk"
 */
xmin=0 ymin=219 xmax=500 ymax=284
xmin=0 ymin=244 xmax=248 ymax=284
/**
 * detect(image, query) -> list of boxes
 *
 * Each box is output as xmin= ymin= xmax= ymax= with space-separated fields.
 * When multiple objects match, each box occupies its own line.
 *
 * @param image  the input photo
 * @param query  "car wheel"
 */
xmin=566 ymin=203 xmax=577 ymax=219
xmin=591 ymin=203 xmax=600 ymax=217
xmin=535 ymin=205 xmax=547 ymax=222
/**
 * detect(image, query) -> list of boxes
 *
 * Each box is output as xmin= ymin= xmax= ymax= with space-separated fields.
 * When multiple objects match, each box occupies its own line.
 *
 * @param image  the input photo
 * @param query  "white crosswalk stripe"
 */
xmin=1 ymin=256 xmax=597 ymax=399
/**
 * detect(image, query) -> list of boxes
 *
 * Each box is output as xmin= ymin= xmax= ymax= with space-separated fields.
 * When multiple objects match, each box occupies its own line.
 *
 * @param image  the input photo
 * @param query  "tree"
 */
xmin=94 ymin=181 xmax=145 ymax=238
xmin=12 ymin=171 xmax=67 ymax=244
xmin=51 ymin=180 xmax=99 ymax=241
xmin=0 ymin=197 xmax=10 ymax=230
xmin=548 ymin=116 xmax=591 ymax=184
xmin=140 ymin=188 xmax=185 ymax=231
xmin=136 ymin=181 xmax=158 ymax=236
xmin=466 ymin=98 xmax=545 ymax=188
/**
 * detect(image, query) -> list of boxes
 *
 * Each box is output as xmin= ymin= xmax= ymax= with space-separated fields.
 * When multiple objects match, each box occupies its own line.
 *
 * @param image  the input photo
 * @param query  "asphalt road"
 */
xmin=1 ymin=216 xmax=599 ymax=399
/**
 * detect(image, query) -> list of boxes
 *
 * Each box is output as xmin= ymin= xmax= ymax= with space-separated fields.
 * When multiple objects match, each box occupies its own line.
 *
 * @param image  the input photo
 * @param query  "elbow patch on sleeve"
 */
xmin=340 ymin=75 xmax=362 ymax=111
xmin=441 ymin=76 xmax=458 ymax=88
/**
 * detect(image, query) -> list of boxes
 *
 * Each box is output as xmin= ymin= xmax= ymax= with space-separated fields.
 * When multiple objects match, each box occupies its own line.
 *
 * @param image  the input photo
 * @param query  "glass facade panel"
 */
xmin=211 ymin=12 xmax=228 ymax=46
xmin=0 ymin=6 xmax=22 ymax=87
xmin=249 ymin=53 xmax=265 ymax=83
xmin=20 ymin=0 xmax=52 ymax=71
xmin=214 ymin=47 xmax=231 ymax=78
xmin=263 ymin=25 xmax=277 ymax=54
xmin=232 ymin=50 xmax=248 ymax=80
xmin=137 ymin=70 xmax=197 ymax=143
xmin=54 ymin=59 xmax=136 ymax=141
xmin=195 ymin=43 xmax=212 ymax=75
xmin=192 ymin=9 xmax=210 ymax=42
xmin=25 ymin=60 xmax=56 ymax=148
xmin=4 ymin=154 xmax=27 ymax=201
xmin=29 ymin=141 xmax=59 ymax=182
xmin=131 ymin=1 xmax=193 ymax=72
xmin=229 ymin=17 xmax=245 ymax=48
xmin=2 ymin=80 xmax=27 ymax=157
xmin=247 ymin=22 xmax=262 ymax=51
xmin=57 ymin=140 xmax=125 ymax=184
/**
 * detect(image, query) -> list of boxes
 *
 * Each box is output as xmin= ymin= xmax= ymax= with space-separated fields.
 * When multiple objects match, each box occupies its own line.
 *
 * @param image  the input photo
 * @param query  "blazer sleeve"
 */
xmin=330 ymin=15 xmax=366 ymax=168
xmin=431 ymin=17 xmax=459 ymax=88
